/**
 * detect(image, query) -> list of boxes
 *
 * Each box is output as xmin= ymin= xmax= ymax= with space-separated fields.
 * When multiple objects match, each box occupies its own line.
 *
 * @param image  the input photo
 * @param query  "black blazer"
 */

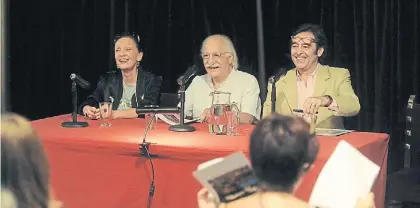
xmin=79 ymin=66 xmax=162 ymax=114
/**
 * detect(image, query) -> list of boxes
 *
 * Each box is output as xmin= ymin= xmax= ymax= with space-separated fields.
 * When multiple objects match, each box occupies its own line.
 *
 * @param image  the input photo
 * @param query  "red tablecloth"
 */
xmin=32 ymin=114 xmax=389 ymax=208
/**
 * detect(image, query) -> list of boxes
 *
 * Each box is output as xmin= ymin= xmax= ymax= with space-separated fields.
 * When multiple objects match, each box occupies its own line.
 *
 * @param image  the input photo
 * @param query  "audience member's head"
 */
xmin=1 ymin=113 xmax=50 ymax=208
xmin=249 ymin=113 xmax=319 ymax=193
xmin=200 ymin=34 xmax=239 ymax=81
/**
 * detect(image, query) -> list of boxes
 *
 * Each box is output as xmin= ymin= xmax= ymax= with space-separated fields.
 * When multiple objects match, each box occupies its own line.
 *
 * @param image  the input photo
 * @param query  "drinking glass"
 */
xmin=99 ymin=102 xmax=112 ymax=127
xmin=309 ymin=113 xmax=317 ymax=134
xmin=301 ymin=113 xmax=317 ymax=134
xmin=227 ymin=102 xmax=240 ymax=136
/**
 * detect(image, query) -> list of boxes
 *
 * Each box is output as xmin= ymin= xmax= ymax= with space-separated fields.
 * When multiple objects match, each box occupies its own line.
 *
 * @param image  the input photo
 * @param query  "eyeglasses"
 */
xmin=114 ymin=32 xmax=141 ymax=44
xmin=290 ymin=36 xmax=316 ymax=44
xmin=201 ymin=52 xmax=230 ymax=60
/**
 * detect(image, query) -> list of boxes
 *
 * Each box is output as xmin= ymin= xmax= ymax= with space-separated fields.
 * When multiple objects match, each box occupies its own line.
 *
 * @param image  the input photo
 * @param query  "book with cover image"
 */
xmin=193 ymin=152 xmax=260 ymax=204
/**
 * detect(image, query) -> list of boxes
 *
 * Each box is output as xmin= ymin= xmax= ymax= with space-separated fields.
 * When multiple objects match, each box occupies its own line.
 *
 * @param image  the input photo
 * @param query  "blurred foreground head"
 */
xmin=250 ymin=113 xmax=319 ymax=192
xmin=1 ymin=113 xmax=50 ymax=208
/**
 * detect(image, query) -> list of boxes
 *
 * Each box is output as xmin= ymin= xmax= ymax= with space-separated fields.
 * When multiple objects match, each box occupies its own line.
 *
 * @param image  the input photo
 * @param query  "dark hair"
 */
xmin=1 ymin=113 xmax=50 ymax=208
xmin=249 ymin=114 xmax=319 ymax=192
xmin=114 ymin=32 xmax=143 ymax=52
xmin=291 ymin=23 xmax=328 ymax=63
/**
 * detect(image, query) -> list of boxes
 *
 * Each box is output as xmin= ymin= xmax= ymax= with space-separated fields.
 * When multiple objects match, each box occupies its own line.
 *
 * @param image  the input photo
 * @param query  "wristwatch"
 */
xmin=324 ymin=95 xmax=333 ymax=107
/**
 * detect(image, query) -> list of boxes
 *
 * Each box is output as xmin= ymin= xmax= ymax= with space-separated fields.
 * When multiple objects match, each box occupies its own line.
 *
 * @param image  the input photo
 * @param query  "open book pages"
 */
xmin=193 ymin=152 xmax=259 ymax=204
xmin=308 ymin=141 xmax=380 ymax=208
xmin=155 ymin=113 xmax=199 ymax=126
xmin=315 ymin=128 xmax=354 ymax=136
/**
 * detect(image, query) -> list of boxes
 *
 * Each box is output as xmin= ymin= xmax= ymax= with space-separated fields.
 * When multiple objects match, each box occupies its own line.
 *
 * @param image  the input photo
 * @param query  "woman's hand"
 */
xmin=355 ymin=192 xmax=375 ymax=208
xmin=83 ymin=105 xmax=100 ymax=119
xmin=197 ymin=188 xmax=219 ymax=208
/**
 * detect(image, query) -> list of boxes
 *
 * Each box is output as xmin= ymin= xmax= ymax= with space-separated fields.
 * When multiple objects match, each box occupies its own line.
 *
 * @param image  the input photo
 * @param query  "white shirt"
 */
xmin=296 ymin=64 xmax=339 ymax=112
xmin=296 ymin=65 xmax=318 ymax=109
xmin=184 ymin=70 xmax=261 ymax=120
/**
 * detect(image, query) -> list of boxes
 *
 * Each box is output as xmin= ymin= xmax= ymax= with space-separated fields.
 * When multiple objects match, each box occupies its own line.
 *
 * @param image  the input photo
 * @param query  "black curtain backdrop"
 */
xmin=8 ymin=0 xmax=419 ymax=171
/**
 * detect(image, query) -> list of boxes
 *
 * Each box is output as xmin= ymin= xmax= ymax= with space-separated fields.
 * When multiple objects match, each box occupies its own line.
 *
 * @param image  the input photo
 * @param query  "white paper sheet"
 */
xmin=308 ymin=141 xmax=380 ymax=208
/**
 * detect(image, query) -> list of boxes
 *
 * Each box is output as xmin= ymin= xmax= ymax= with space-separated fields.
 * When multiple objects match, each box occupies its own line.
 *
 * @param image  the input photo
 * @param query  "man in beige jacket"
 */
xmin=263 ymin=24 xmax=360 ymax=129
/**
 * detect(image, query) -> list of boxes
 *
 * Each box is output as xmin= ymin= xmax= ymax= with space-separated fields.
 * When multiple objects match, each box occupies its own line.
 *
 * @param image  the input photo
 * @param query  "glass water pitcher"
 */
xmin=208 ymin=91 xmax=240 ymax=136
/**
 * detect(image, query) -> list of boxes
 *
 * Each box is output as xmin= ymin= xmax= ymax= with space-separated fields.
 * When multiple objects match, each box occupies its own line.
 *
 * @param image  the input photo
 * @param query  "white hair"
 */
xmin=200 ymin=34 xmax=239 ymax=70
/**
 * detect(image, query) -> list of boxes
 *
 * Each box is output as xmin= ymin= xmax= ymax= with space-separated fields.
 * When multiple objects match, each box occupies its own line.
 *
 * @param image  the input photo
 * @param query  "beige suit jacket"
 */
xmin=262 ymin=64 xmax=360 ymax=129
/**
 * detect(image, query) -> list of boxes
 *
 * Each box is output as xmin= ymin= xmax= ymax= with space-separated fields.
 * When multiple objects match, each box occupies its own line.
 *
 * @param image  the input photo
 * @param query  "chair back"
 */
xmin=159 ymin=93 xmax=179 ymax=107
xmin=405 ymin=95 xmax=420 ymax=168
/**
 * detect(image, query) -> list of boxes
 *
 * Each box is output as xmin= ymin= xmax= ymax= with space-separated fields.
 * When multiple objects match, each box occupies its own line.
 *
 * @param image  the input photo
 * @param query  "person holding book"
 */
xmin=197 ymin=114 xmax=375 ymax=208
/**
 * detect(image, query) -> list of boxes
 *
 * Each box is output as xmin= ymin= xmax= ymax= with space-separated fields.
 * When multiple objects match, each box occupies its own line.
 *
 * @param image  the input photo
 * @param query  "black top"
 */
xmin=78 ymin=66 xmax=162 ymax=114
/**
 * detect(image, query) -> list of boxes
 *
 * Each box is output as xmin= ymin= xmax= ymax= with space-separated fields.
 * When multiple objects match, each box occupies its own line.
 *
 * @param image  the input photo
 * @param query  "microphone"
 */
xmin=70 ymin=73 xmax=91 ymax=89
xmin=61 ymin=74 xmax=90 ymax=128
xmin=268 ymin=68 xmax=287 ymax=84
xmin=170 ymin=65 xmax=197 ymax=132
xmin=177 ymin=65 xmax=198 ymax=86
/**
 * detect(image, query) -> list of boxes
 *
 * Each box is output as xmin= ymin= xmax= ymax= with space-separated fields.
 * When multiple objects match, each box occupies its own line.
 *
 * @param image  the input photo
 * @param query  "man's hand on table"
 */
xmin=302 ymin=96 xmax=332 ymax=115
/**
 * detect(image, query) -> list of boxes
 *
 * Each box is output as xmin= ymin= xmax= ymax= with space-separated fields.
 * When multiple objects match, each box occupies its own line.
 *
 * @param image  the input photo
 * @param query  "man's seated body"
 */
xmin=263 ymin=24 xmax=360 ymax=129
xmin=184 ymin=34 xmax=261 ymax=124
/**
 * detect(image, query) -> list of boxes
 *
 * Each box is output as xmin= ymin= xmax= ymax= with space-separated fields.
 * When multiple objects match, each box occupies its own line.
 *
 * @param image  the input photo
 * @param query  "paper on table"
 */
xmin=308 ymin=141 xmax=380 ymax=208
xmin=315 ymin=128 xmax=354 ymax=136
xmin=193 ymin=152 xmax=259 ymax=204
xmin=155 ymin=113 xmax=199 ymax=125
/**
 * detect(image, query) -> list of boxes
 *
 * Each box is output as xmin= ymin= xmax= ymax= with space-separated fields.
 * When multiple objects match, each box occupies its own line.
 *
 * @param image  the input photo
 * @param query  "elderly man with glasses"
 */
xmin=263 ymin=24 xmax=360 ymax=129
xmin=184 ymin=34 xmax=261 ymax=124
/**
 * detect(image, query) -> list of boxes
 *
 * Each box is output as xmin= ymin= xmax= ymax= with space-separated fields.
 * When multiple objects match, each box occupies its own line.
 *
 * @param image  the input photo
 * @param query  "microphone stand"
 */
xmin=168 ymin=83 xmax=196 ymax=132
xmin=61 ymin=81 xmax=88 ymax=128
xmin=139 ymin=113 xmax=157 ymax=208
xmin=140 ymin=113 xmax=157 ymax=157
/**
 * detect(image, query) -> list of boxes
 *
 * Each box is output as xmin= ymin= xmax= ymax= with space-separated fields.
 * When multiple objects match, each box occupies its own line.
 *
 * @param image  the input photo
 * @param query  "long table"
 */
xmin=32 ymin=114 xmax=389 ymax=208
